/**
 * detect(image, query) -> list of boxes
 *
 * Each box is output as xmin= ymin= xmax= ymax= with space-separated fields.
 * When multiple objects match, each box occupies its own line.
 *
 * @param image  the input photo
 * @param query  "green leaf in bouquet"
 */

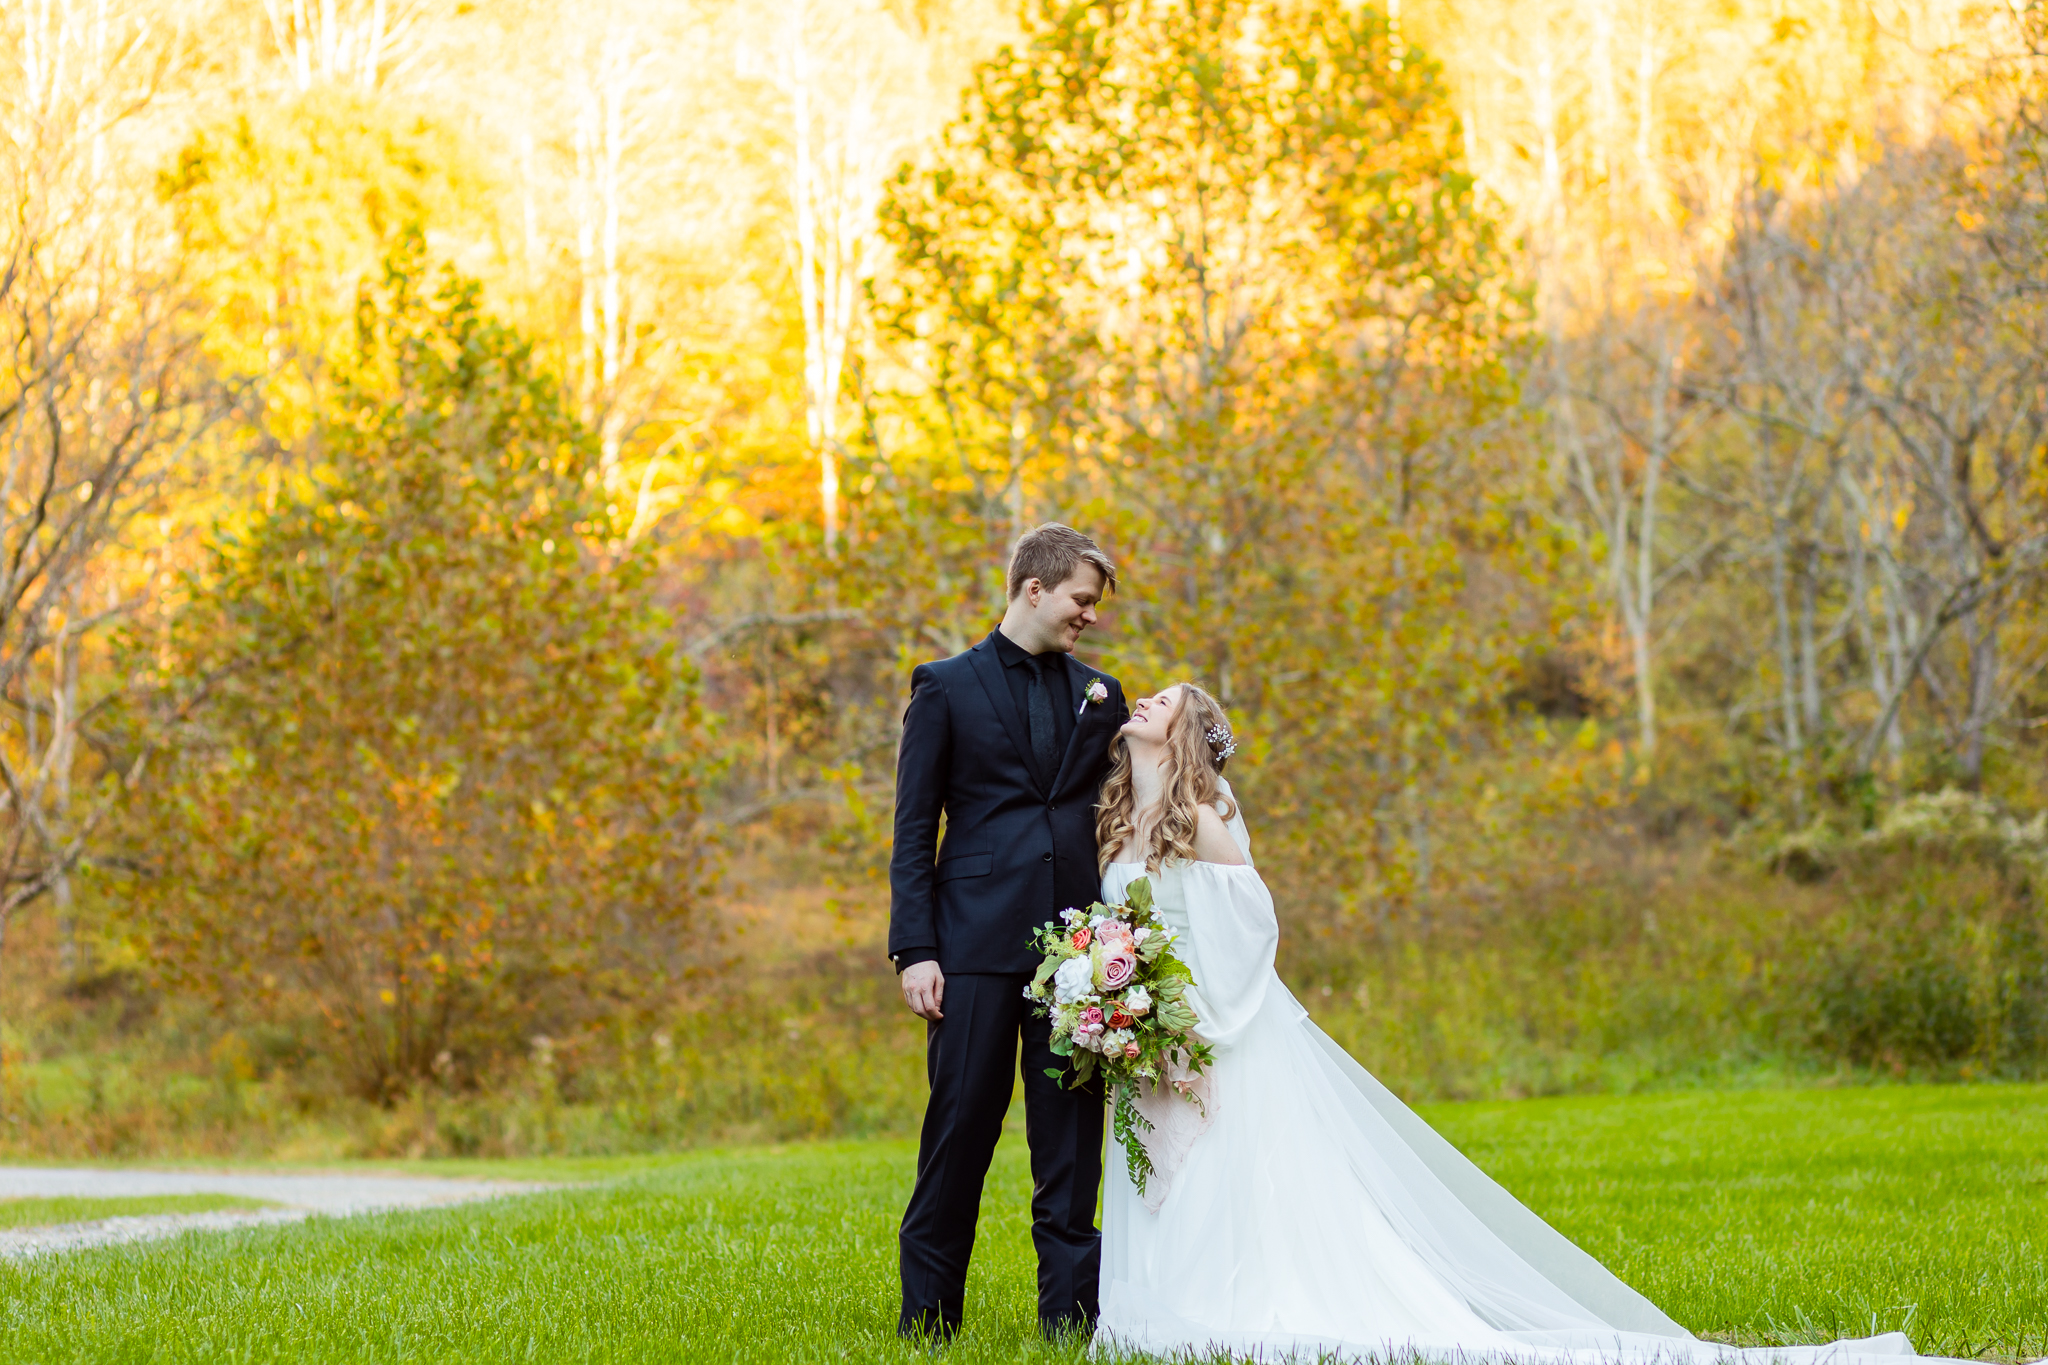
xmin=1031 ymin=955 xmax=1060 ymax=989
xmin=1049 ymin=1034 xmax=1074 ymax=1057
xmin=1124 ymin=877 xmax=1154 ymax=915
xmin=1111 ymin=1083 xmax=1158 ymax=1196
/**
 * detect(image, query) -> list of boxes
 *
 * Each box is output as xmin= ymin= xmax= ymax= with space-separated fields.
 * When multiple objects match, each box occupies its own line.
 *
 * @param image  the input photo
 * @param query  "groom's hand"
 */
xmin=901 ymin=961 xmax=945 ymax=1021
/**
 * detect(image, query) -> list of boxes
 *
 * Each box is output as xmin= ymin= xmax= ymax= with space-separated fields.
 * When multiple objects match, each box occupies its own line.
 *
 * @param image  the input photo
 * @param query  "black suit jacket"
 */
xmin=889 ymin=631 xmax=1128 ymax=975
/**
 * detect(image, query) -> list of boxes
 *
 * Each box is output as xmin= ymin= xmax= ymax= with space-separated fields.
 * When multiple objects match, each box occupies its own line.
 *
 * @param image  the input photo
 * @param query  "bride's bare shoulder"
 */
xmin=1192 ymin=803 xmax=1247 ymax=866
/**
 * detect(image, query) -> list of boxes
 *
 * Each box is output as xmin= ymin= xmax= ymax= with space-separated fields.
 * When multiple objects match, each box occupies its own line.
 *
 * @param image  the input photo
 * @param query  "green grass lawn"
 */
xmin=0 ymin=1084 xmax=2039 ymax=1363
xmin=0 ymin=1193 xmax=278 ymax=1230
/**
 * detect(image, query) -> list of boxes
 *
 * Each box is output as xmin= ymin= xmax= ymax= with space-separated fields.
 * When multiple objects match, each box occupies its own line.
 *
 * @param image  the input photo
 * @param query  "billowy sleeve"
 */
xmin=1162 ymin=857 xmax=1276 ymax=1048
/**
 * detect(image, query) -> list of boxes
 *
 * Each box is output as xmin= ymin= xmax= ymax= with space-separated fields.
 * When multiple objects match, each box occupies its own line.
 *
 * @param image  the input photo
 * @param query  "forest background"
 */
xmin=0 ymin=0 xmax=2043 ymax=1160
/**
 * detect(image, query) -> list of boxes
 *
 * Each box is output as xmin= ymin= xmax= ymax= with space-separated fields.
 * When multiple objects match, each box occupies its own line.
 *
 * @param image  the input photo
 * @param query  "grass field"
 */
xmin=0 ymin=1193 xmax=278 ymax=1230
xmin=0 ymin=1084 xmax=2039 ymax=1363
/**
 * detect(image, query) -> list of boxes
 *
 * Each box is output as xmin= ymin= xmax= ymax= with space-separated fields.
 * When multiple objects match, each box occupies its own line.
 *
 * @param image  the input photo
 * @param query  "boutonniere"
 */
xmin=1077 ymin=677 xmax=1109 ymax=717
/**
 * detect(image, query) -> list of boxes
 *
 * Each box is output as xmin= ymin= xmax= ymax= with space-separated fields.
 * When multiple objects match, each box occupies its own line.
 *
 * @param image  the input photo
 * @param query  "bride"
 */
xmin=1092 ymin=682 xmax=1955 ymax=1365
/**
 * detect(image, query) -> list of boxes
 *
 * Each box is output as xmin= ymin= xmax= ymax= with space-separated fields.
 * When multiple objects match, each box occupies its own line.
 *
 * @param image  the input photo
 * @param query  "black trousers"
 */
xmin=898 ymin=971 xmax=1104 ymax=1338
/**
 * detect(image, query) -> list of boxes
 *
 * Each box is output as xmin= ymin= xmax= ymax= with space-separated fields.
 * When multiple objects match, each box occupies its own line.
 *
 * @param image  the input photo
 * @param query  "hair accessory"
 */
xmin=1204 ymin=723 xmax=1237 ymax=769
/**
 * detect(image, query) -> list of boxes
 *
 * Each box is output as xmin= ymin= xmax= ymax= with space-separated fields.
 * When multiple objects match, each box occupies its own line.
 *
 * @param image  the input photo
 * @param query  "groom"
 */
xmin=889 ymin=523 xmax=1129 ymax=1341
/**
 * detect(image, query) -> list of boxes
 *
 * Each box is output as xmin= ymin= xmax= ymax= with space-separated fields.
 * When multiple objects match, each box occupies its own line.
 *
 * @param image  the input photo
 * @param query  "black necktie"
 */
xmin=1024 ymin=655 xmax=1058 ymax=786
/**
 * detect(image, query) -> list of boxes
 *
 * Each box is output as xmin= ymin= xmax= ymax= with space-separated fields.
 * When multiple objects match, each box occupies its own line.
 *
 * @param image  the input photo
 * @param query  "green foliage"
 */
xmin=1810 ymin=896 xmax=2032 ymax=1072
xmin=1739 ymin=791 xmax=2048 ymax=1075
xmin=853 ymin=0 xmax=1559 ymax=927
xmin=1305 ymin=802 xmax=2048 ymax=1097
xmin=1108 ymin=1082 xmax=1156 ymax=1192
xmin=12 ymin=0 xmax=2043 ymax=1164
xmin=14 ymin=800 xmax=2046 ymax=1159
xmin=0 ymin=937 xmax=926 ymax=1160
xmin=120 ymin=233 xmax=717 ymax=1102
xmin=0 ymin=1086 xmax=2041 ymax=1361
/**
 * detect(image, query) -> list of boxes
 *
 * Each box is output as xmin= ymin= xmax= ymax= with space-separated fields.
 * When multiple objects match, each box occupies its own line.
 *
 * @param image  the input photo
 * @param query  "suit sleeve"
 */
xmin=888 ymin=663 xmax=949 ymax=972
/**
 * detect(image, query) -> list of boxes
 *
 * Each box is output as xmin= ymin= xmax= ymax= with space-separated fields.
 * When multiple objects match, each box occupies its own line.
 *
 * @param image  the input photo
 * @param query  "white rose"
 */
xmin=1053 ymin=954 xmax=1096 ymax=1004
xmin=1122 ymin=985 xmax=1152 ymax=1015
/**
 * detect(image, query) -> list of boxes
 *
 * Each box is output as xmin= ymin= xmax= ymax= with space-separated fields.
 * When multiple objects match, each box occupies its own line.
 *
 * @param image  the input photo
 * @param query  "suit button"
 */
xmin=1042 ymin=852 xmax=1053 ymax=862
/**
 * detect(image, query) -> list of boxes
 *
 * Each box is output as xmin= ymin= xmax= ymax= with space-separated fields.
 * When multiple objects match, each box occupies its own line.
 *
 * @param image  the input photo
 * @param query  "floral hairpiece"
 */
xmin=1204 ymin=723 xmax=1238 ymax=769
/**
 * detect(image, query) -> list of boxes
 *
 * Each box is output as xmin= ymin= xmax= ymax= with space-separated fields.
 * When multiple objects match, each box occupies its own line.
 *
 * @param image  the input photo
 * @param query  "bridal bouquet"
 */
xmin=1024 ymin=875 xmax=1213 ymax=1195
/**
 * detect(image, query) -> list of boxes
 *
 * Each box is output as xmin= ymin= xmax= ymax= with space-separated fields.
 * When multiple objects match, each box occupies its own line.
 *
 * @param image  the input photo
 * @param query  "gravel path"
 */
xmin=0 ymin=1165 xmax=545 ymax=1258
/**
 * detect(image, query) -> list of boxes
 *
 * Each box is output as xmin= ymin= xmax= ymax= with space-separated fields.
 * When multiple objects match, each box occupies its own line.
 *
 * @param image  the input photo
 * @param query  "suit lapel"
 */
xmin=1049 ymin=654 xmax=1106 ymax=798
xmin=967 ymin=634 xmax=1043 ymax=791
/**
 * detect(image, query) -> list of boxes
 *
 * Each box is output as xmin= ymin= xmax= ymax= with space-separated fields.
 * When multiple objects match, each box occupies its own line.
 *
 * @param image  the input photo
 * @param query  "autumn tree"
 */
xmin=126 ymin=235 xmax=717 ymax=1100
xmin=744 ymin=0 xmax=935 ymax=557
xmin=857 ymin=0 xmax=1556 ymax=924
xmin=0 ymin=0 xmax=221 ymax=984
xmin=1633 ymin=125 xmax=2048 ymax=815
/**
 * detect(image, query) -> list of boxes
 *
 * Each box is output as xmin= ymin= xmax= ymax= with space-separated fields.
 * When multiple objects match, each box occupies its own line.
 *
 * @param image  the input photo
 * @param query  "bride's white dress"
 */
xmin=1094 ymin=791 xmax=1955 ymax=1365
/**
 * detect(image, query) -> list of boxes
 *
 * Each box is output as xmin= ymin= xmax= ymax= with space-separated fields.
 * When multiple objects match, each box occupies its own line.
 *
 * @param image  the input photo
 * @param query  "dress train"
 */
xmin=1092 ymin=792 xmax=1966 ymax=1365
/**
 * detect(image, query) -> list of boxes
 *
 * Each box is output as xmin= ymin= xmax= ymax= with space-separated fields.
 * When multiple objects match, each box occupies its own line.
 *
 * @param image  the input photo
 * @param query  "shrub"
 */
xmin=120 ymin=235 xmax=719 ymax=1102
xmin=1811 ymin=868 xmax=2046 ymax=1075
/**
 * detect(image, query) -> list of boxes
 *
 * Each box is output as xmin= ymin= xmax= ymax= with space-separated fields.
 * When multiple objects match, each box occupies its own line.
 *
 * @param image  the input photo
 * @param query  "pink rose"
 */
xmin=1095 ymin=920 xmax=1133 ymax=947
xmin=1101 ymin=951 xmax=1137 ymax=991
xmin=1080 ymin=1006 xmax=1104 ymax=1027
xmin=1123 ymin=1041 xmax=1141 ymax=1059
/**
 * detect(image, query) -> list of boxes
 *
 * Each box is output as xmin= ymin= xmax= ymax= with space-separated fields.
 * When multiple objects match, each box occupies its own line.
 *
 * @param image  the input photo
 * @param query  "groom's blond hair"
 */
xmin=1006 ymin=523 xmax=1118 ymax=599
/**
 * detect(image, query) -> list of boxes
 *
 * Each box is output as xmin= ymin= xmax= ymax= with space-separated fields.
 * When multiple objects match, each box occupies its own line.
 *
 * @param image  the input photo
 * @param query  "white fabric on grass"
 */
xmin=1093 ymin=785 xmax=1956 ymax=1365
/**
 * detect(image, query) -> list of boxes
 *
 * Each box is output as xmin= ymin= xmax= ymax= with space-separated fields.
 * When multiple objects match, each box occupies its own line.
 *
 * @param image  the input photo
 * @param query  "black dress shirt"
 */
xmin=990 ymin=627 xmax=1075 ymax=759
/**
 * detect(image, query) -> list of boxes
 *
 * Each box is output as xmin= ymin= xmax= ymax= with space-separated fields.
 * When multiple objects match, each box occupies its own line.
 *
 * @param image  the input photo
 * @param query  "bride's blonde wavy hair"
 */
xmin=1095 ymin=682 xmax=1238 ymax=873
